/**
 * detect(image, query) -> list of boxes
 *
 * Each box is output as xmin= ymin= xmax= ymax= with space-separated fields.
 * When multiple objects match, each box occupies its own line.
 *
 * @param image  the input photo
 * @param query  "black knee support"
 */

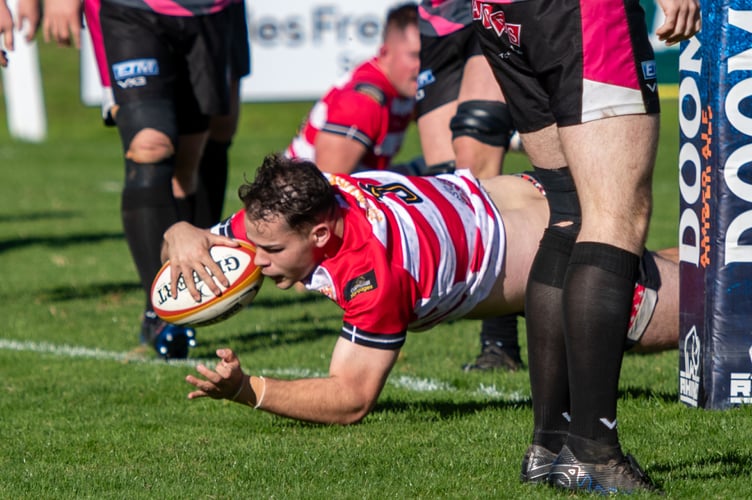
xmin=533 ymin=166 xmax=581 ymax=237
xmin=529 ymin=227 xmax=576 ymax=288
xmin=121 ymin=158 xmax=178 ymax=299
xmin=450 ymin=100 xmax=515 ymax=148
xmin=123 ymin=157 xmax=174 ymax=193
xmin=116 ymin=98 xmax=178 ymax=149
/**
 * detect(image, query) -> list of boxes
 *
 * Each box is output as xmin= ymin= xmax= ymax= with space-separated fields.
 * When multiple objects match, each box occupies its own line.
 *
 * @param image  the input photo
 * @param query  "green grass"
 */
xmin=1 ymin=43 xmax=751 ymax=498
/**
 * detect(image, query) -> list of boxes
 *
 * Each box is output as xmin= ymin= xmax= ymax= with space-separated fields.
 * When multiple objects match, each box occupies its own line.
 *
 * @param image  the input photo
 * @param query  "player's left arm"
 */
xmin=187 ymin=338 xmax=399 ymax=425
xmin=655 ymin=0 xmax=701 ymax=46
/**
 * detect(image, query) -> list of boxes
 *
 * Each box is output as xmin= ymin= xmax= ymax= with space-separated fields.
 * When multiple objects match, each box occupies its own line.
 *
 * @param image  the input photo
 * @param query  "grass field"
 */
xmin=2 ymin=43 xmax=751 ymax=498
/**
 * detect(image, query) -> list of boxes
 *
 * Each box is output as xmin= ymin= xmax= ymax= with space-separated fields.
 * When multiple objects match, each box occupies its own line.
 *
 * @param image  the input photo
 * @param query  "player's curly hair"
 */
xmin=238 ymin=153 xmax=338 ymax=233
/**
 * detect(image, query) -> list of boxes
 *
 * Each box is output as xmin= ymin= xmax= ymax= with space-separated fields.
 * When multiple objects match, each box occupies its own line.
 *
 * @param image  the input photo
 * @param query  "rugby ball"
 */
xmin=150 ymin=241 xmax=264 ymax=327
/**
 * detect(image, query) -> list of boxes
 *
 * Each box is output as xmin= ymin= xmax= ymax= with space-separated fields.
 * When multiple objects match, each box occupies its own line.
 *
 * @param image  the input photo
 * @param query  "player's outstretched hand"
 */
xmin=656 ymin=0 xmax=701 ymax=46
xmin=186 ymin=348 xmax=246 ymax=400
xmin=162 ymin=221 xmax=239 ymax=301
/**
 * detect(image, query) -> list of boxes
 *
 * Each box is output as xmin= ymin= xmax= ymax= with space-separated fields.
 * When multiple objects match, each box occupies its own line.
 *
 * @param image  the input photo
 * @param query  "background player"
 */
xmin=284 ymin=3 xmax=419 ymax=175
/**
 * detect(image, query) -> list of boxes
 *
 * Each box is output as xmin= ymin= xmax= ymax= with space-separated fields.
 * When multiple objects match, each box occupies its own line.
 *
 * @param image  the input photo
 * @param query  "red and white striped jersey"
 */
xmin=213 ymin=170 xmax=504 ymax=350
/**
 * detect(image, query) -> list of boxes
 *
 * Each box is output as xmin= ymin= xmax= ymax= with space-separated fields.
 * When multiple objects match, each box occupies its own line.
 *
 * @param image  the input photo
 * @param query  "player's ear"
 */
xmin=310 ymin=223 xmax=331 ymax=249
xmin=378 ymin=43 xmax=388 ymax=59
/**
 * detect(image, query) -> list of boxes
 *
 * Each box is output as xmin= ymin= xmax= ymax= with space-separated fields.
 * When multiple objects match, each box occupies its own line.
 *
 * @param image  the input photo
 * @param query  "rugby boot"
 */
xmin=548 ymin=445 xmax=659 ymax=495
xmin=140 ymin=310 xmax=197 ymax=360
xmin=520 ymin=444 xmax=557 ymax=484
xmin=462 ymin=342 xmax=523 ymax=372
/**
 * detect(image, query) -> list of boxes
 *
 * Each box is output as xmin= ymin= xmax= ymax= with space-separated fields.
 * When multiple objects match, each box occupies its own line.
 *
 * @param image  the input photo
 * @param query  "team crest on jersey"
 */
xmin=344 ymin=270 xmax=378 ymax=301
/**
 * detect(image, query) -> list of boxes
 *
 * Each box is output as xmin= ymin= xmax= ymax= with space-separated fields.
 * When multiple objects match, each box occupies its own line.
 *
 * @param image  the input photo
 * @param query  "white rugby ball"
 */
xmin=150 ymin=241 xmax=264 ymax=327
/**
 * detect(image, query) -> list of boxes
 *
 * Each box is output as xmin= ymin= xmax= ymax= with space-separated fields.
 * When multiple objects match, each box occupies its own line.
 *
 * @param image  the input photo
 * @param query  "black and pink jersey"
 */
xmin=212 ymin=170 xmax=505 ymax=349
xmin=284 ymin=58 xmax=414 ymax=172
xmin=418 ymin=0 xmax=473 ymax=36
xmin=102 ymin=0 xmax=230 ymax=17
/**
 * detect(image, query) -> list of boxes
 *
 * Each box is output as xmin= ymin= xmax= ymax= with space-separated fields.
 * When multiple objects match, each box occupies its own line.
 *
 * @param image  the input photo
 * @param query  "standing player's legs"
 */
xmin=474 ymin=0 xmax=660 ymax=491
xmin=100 ymin=4 xmax=181 ymax=341
xmin=557 ymin=113 xmax=657 ymax=459
xmin=453 ymin=49 xmax=520 ymax=373
xmin=101 ymin=5 xmax=230 ymax=358
xmin=194 ymin=85 xmax=237 ymax=227
xmin=195 ymin=1 xmax=250 ymax=228
xmin=417 ymin=27 xmax=521 ymax=371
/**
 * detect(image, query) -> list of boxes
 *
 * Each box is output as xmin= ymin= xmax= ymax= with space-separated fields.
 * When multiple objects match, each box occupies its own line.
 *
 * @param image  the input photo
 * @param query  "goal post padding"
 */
xmin=678 ymin=1 xmax=752 ymax=409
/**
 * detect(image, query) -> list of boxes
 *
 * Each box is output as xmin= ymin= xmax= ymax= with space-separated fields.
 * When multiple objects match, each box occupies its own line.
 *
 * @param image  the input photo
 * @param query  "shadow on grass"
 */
xmin=651 ymin=449 xmax=752 ymax=480
xmin=251 ymin=292 xmax=332 ymax=308
xmin=372 ymin=398 xmax=530 ymax=419
xmin=204 ymin=325 xmax=339 ymax=353
xmin=0 ymin=210 xmax=79 ymax=223
xmin=0 ymin=231 xmax=124 ymax=253
xmin=36 ymin=281 xmax=142 ymax=301
xmin=619 ymin=386 xmax=678 ymax=404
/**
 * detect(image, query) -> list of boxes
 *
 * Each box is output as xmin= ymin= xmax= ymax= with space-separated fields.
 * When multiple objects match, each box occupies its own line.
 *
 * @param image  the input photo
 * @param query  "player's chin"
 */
xmin=272 ymin=277 xmax=296 ymax=290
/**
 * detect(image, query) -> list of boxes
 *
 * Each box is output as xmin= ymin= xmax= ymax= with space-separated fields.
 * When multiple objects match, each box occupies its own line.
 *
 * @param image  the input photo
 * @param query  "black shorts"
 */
xmin=100 ymin=2 xmax=232 ymax=132
xmin=472 ymin=0 xmax=660 ymax=133
xmin=228 ymin=1 xmax=251 ymax=79
xmin=415 ymin=24 xmax=484 ymax=118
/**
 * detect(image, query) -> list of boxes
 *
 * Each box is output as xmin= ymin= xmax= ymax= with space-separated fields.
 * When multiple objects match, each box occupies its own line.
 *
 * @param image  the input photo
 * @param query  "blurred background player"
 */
xmin=416 ymin=0 xmax=521 ymax=371
xmin=42 ymin=0 xmax=250 ymax=358
xmin=284 ymin=3 xmax=419 ymax=175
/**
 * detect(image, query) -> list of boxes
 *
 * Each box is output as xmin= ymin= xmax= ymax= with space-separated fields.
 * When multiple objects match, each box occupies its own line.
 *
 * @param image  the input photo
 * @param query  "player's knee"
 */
xmin=450 ymin=100 xmax=515 ymax=148
xmin=127 ymin=129 xmax=175 ymax=164
xmin=117 ymin=99 xmax=178 ymax=164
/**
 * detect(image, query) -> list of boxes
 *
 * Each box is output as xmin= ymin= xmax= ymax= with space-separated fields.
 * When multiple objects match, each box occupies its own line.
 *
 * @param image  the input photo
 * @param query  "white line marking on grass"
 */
xmin=0 ymin=338 xmax=210 ymax=367
xmin=0 ymin=338 xmax=529 ymax=400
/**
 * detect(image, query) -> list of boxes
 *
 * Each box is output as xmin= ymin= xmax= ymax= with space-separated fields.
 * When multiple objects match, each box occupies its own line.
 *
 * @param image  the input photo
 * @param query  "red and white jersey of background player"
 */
xmin=212 ymin=169 xmax=504 ymax=350
xmin=284 ymin=58 xmax=415 ymax=172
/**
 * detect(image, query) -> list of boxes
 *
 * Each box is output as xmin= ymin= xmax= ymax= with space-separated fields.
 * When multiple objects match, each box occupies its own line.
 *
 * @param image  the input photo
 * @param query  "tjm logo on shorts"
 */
xmin=112 ymin=58 xmax=160 ymax=88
